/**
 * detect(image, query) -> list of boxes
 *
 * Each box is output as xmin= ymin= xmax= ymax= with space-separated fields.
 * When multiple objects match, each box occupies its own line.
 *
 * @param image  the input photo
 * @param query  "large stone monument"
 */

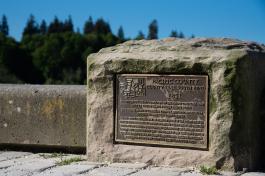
xmin=86 ymin=38 xmax=265 ymax=171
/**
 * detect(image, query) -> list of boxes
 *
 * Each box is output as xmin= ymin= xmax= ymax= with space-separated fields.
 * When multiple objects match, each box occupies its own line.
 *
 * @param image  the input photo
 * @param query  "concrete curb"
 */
xmin=0 ymin=84 xmax=86 ymax=151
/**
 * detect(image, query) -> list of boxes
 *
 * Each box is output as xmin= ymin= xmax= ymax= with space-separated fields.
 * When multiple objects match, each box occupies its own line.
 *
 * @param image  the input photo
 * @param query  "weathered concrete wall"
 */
xmin=0 ymin=84 xmax=86 ymax=150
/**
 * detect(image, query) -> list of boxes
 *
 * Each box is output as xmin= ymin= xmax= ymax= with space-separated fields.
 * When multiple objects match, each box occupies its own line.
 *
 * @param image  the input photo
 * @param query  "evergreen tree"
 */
xmin=0 ymin=33 xmax=43 ymax=83
xmin=63 ymin=16 xmax=74 ymax=32
xmin=23 ymin=15 xmax=39 ymax=36
xmin=83 ymin=16 xmax=94 ymax=34
xmin=0 ymin=14 xmax=194 ymax=84
xmin=117 ymin=26 xmax=125 ymax=41
xmin=48 ymin=16 xmax=63 ymax=33
xmin=147 ymin=19 xmax=158 ymax=39
xmin=94 ymin=18 xmax=111 ymax=34
xmin=179 ymin=31 xmax=185 ymax=38
xmin=0 ymin=15 xmax=9 ymax=35
xmin=170 ymin=30 xmax=178 ymax=38
xmin=190 ymin=34 xmax=195 ymax=38
xmin=135 ymin=31 xmax=145 ymax=40
xmin=40 ymin=20 xmax=47 ymax=34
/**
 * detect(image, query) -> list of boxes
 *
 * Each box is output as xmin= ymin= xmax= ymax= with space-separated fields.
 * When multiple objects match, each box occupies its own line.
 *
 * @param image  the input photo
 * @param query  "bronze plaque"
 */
xmin=115 ymin=74 xmax=208 ymax=149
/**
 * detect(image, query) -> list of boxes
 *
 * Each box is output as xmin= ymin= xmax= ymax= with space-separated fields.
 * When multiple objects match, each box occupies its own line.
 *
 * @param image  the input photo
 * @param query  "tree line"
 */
xmin=0 ymin=15 xmax=193 ymax=84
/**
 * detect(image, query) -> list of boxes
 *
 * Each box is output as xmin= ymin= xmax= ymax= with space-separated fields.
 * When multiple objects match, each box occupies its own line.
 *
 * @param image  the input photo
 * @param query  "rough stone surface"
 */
xmin=242 ymin=173 xmax=265 ymax=176
xmin=130 ymin=167 xmax=185 ymax=176
xmin=108 ymin=162 xmax=147 ymax=169
xmin=1 ymin=159 xmax=56 ymax=176
xmin=35 ymin=161 xmax=99 ymax=176
xmin=86 ymin=38 xmax=265 ymax=171
xmin=0 ymin=151 xmax=31 ymax=162
xmin=0 ymin=153 xmax=56 ymax=176
xmin=0 ymin=84 xmax=86 ymax=149
xmin=84 ymin=166 xmax=137 ymax=176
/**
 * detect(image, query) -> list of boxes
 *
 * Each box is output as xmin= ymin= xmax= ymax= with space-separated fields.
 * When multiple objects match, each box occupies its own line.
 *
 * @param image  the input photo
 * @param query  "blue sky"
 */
xmin=1 ymin=0 xmax=265 ymax=44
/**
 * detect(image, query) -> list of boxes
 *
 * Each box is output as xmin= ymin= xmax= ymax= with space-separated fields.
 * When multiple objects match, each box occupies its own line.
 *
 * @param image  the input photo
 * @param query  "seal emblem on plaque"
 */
xmin=119 ymin=77 xmax=146 ymax=98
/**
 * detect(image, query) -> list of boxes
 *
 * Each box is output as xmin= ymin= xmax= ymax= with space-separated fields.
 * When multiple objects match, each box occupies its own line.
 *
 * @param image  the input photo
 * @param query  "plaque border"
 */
xmin=114 ymin=74 xmax=209 ymax=150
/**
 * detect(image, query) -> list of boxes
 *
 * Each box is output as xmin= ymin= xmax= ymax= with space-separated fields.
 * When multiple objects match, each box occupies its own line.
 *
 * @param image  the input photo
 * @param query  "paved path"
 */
xmin=0 ymin=151 xmax=264 ymax=176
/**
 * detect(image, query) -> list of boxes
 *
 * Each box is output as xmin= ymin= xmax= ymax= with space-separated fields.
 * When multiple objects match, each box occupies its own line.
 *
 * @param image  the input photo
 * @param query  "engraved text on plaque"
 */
xmin=115 ymin=74 xmax=208 ymax=149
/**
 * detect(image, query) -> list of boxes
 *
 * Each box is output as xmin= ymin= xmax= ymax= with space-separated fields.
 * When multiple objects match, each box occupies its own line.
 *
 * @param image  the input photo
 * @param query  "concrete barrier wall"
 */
xmin=0 ymin=84 xmax=86 ymax=150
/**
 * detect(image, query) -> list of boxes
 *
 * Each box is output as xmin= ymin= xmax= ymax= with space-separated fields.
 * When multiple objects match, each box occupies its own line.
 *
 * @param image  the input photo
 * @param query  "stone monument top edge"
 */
xmin=87 ymin=38 xmax=265 ymax=65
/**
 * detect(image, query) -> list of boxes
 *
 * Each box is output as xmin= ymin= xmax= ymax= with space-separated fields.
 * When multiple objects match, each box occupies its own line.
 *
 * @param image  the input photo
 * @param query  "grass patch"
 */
xmin=56 ymin=156 xmax=84 ymax=166
xmin=200 ymin=165 xmax=218 ymax=175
